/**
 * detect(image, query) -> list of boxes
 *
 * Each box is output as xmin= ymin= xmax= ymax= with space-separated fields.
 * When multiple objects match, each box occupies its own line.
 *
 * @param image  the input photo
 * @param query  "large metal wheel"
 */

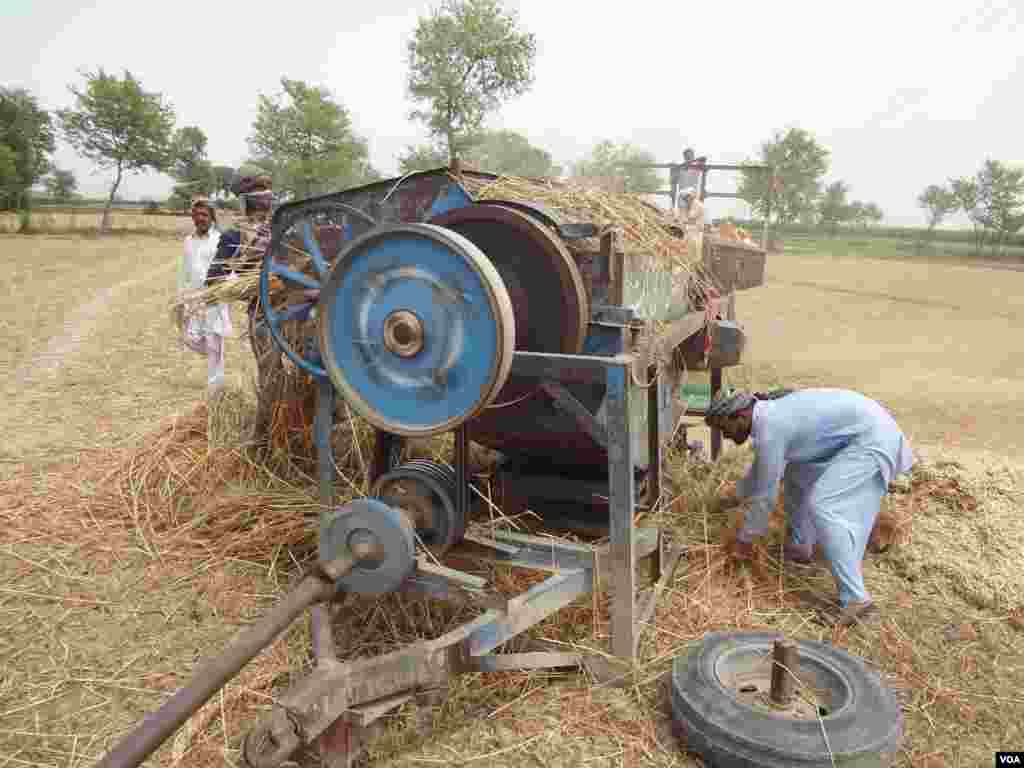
xmin=671 ymin=631 xmax=903 ymax=767
xmin=317 ymin=223 xmax=516 ymax=437
xmin=429 ymin=203 xmax=589 ymax=355
xmin=258 ymin=202 xmax=377 ymax=379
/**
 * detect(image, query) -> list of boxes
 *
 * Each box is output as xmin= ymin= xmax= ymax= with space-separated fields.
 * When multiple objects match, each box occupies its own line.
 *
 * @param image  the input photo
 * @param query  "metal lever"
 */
xmin=95 ymin=552 xmax=360 ymax=768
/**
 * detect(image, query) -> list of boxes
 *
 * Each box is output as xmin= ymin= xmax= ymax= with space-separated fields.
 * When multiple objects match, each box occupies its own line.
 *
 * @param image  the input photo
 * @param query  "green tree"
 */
xmin=738 ymin=127 xmax=830 ymax=225
xmin=212 ymin=165 xmax=236 ymax=199
xmin=0 ymin=87 xmax=56 ymax=210
xmin=397 ymin=142 xmax=449 ymax=174
xmin=863 ymin=202 xmax=883 ymax=227
xmin=917 ymin=184 xmax=958 ymax=237
xmin=949 ymin=176 xmax=982 ymax=253
xmin=468 ymin=129 xmax=560 ymax=177
xmin=248 ymin=77 xmax=376 ymax=199
xmin=976 ymin=158 xmax=1024 ymax=256
xmin=57 ymin=69 xmax=176 ymax=231
xmin=407 ymin=0 xmax=537 ymax=164
xmin=399 ymin=129 xmax=560 ymax=177
xmin=847 ymin=200 xmax=866 ymax=228
xmin=169 ymin=125 xmax=215 ymax=208
xmin=818 ymin=180 xmax=851 ymax=236
xmin=570 ymin=140 xmax=661 ymax=193
xmin=44 ymin=168 xmax=78 ymax=201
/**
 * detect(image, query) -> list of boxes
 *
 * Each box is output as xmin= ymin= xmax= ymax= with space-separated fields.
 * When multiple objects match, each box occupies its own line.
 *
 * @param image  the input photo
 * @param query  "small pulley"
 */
xmin=317 ymin=223 xmax=516 ymax=437
xmin=371 ymin=459 xmax=463 ymax=557
xmin=319 ymin=499 xmax=417 ymax=596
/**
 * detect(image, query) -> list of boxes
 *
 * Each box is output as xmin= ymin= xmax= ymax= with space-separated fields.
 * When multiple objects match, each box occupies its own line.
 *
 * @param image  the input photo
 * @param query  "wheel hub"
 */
xmin=714 ymin=642 xmax=849 ymax=720
xmin=383 ymin=310 xmax=425 ymax=358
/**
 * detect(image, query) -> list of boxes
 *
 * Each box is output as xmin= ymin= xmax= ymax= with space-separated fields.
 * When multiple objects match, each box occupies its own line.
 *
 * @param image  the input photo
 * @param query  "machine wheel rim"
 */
xmin=429 ymin=203 xmax=589 ymax=356
xmin=317 ymin=223 xmax=516 ymax=437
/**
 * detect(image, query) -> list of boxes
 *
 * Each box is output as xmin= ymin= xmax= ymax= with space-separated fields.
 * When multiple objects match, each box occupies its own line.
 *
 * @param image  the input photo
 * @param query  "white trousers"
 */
xmin=183 ymin=321 xmax=226 ymax=396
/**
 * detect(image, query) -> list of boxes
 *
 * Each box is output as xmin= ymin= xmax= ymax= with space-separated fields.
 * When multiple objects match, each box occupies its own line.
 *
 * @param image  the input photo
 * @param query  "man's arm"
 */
xmin=205 ymin=230 xmax=240 ymax=286
xmin=734 ymin=430 xmax=786 ymax=542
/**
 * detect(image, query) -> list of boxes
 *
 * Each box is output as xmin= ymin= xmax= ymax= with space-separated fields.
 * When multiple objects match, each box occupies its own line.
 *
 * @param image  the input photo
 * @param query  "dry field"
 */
xmin=1 ymin=233 xmax=1022 ymax=768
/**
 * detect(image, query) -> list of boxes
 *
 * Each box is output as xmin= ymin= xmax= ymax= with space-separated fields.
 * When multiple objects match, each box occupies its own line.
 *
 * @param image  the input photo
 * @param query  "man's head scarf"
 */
xmin=230 ymin=166 xmax=274 ymax=213
xmin=705 ymin=388 xmax=756 ymax=424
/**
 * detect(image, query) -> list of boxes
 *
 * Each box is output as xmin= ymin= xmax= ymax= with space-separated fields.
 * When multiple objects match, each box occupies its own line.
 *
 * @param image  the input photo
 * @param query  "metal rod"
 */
xmin=605 ymin=364 xmax=636 ymax=660
xmin=315 ymin=374 xmax=336 ymax=514
xmin=455 ymin=424 xmax=469 ymax=527
xmin=645 ymin=364 xmax=662 ymax=509
xmin=710 ymin=366 xmax=723 ymax=460
xmin=769 ymin=639 xmax=799 ymax=706
xmin=95 ymin=556 xmax=354 ymax=768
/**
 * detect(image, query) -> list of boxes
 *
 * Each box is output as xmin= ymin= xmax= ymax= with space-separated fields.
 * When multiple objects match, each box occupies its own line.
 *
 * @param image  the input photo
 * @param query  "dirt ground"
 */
xmin=1 ymin=233 xmax=1022 ymax=767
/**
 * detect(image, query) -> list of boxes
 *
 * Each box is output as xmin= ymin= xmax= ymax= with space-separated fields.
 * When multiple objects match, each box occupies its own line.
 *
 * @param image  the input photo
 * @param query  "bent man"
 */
xmin=705 ymin=388 xmax=915 ymax=626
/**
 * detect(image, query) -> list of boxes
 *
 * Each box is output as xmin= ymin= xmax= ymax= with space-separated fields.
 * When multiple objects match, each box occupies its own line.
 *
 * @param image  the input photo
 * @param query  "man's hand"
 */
xmin=718 ymin=481 xmax=742 ymax=510
xmin=731 ymin=538 xmax=754 ymax=561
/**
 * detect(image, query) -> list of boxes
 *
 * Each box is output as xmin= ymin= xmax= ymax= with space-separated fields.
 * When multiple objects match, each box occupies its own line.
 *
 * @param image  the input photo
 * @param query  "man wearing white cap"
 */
xmin=178 ymin=197 xmax=232 ymax=399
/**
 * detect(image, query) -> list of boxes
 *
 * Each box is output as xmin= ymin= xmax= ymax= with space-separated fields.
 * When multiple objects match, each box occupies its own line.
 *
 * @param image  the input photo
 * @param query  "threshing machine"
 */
xmin=97 ymin=163 xmax=767 ymax=768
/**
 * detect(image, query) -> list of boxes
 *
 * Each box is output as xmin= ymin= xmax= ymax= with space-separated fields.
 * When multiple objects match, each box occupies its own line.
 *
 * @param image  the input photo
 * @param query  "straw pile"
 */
xmin=173 ymin=173 xmax=720 ymax=319
xmin=5 ymin=389 xmax=1023 ymax=767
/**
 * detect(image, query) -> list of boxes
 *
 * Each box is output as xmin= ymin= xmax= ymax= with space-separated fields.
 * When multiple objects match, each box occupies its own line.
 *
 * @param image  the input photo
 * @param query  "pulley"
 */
xmin=371 ymin=459 xmax=463 ymax=557
xmin=429 ymin=202 xmax=589 ymax=355
xmin=317 ymin=223 xmax=516 ymax=437
xmin=318 ymin=498 xmax=417 ymax=596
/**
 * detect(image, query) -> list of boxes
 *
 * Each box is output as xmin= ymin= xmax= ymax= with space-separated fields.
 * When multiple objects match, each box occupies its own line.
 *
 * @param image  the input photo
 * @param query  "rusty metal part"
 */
xmin=371 ymin=459 xmax=463 ymax=557
xmin=319 ymin=499 xmax=417 ymax=596
xmin=770 ymin=639 xmax=799 ymax=707
xmin=95 ymin=553 xmax=356 ymax=768
xmin=429 ymin=203 xmax=589 ymax=356
xmin=382 ymin=309 xmax=424 ymax=358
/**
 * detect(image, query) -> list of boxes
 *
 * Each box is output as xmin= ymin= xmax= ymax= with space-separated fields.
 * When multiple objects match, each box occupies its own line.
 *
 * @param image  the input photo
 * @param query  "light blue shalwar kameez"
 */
xmin=734 ymin=389 xmax=915 ymax=607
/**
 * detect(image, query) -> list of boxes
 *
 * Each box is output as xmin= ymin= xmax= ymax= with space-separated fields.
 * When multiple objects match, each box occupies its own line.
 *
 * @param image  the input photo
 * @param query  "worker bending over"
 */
xmin=705 ymin=388 xmax=915 ymax=626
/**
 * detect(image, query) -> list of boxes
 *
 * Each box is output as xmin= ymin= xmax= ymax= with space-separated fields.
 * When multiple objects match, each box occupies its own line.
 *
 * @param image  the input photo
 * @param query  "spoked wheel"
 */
xmin=258 ymin=202 xmax=377 ymax=378
xmin=671 ymin=631 xmax=903 ymax=767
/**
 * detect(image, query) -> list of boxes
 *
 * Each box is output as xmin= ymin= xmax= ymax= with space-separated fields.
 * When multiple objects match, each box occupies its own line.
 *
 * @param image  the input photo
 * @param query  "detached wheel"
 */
xmin=671 ymin=632 xmax=902 ymax=767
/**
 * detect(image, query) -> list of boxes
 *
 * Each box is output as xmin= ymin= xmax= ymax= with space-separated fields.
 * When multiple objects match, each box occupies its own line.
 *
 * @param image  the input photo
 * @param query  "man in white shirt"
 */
xmin=705 ymin=387 xmax=915 ymax=626
xmin=177 ymin=198 xmax=233 ymax=399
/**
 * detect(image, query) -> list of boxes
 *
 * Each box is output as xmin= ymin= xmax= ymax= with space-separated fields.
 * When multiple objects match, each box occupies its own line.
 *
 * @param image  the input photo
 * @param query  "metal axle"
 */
xmin=95 ymin=552 xmax=363 ymax=768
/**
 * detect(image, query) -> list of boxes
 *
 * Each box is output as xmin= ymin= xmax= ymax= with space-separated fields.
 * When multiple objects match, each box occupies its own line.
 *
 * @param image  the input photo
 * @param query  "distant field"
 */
xmin=781 ymin=233 xmax=1024 ymax=265
xmin=0 ymin=209 xmax=197 ymax=236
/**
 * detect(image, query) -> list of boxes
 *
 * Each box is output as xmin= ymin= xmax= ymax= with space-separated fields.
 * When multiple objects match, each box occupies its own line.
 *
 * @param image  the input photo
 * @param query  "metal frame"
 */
xmin=256 ymin=226 xmax=684 ymax=765
xmin=622 ymin=153 xmax=773 ymax=460
xmin=98 ymin=169 xmax=707 ymax=768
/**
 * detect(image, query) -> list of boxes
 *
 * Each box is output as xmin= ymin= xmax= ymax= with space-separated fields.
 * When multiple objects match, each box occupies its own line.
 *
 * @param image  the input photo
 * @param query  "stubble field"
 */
xmin=1 ymin=226 xmax=1022 ymax=767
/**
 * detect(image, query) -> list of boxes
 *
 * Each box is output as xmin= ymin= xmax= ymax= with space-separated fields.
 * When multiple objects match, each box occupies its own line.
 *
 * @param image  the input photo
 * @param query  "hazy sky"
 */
xmin=3 ymin=0 xmax=1021 ymax=225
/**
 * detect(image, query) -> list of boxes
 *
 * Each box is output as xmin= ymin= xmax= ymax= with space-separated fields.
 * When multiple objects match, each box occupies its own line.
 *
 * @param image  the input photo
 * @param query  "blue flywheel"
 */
xmin=318 ymin=224 xmax=515 ymax=437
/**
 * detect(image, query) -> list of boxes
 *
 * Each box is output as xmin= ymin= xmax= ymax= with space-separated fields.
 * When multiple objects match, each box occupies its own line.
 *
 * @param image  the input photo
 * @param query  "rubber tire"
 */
xmin=671 ymin=631 xmax=902 ymax=767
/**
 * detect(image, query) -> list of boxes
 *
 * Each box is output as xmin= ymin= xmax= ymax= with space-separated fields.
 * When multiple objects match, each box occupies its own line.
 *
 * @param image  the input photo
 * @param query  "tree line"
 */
xmin=736 ymin=127 xmax=884 ymax=235
xmin=917 ymin=160 xmax=1024 ymax=257
xmin=5 ymin=0 xmax=1020 ymax=244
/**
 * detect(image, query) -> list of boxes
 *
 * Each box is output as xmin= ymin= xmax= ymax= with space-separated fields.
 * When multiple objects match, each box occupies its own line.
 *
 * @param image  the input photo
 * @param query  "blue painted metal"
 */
xmin=466 ymin=568 xmax=592 ymax=656
xmin=314 ymin=375 xmax=335 ymax=511
xmin=301 ymin=219 xmax=331 ymax=280
xmin=260 ymin=202 xmax=377 ymax=381
xmin=320 ymin=229 xmax=505 ymax=435
xmin=319 ymin=499 xmax=416 ymax=596
xmin=269 ymin=262 xmax=321 ymax=291
xmin=582 ymin=322 xmax=627 ymax=357
xmin=425 ymin=181 xmax=473 ymax=219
